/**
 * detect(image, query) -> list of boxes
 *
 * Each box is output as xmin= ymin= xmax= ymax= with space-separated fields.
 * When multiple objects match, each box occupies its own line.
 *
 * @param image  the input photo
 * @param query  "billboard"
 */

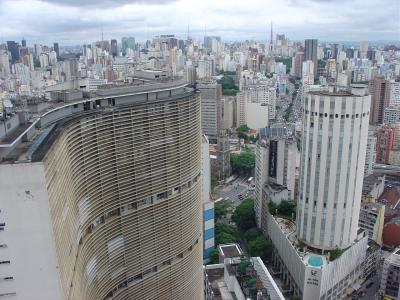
xmin=268 ymin=140 xmax=277 ymax=178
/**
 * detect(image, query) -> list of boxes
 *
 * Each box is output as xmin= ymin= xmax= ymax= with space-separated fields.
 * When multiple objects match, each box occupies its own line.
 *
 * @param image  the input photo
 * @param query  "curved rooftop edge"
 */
xmin=0 ymin=78 xmax=191 ymax=162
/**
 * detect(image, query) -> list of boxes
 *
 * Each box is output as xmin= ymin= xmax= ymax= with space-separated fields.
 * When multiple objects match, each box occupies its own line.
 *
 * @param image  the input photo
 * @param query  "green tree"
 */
xmin=218 ymin=75 xmax=239 ymax=95
xmin=216 ymin=232 xmax=237 ymax=245
xmin=244 ymin=227 xmax=262 ymax=241
xmin=268 ymin=200 xmax=296 ymax=219
xmin=330 ymin=247 xmax=343 ymax=261
xmin=210 ymin=248 xmax=220 ymax=264
xmin=248 ymin=236 xmax=273 ymax=261
xmin=214 ymin=200 xmax=233 ymax=220
xmin=215 ymin=222 xmax=238 ymax=245
xmin=230 ymin=152 xmax=255 ymax=175
xmin=237 ymin=124 xmax=250 ymax=133
xmin=278 ymin=200 xmax=297 ymax=219
xmin=232 ymin=198 xmax=256 ymax=231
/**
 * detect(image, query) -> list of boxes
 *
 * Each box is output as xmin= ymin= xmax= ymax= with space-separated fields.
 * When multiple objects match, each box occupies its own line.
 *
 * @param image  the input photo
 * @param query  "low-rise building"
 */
xmin=203 ymin=244 xmax=285 ymax=300
xmin=380 ymin=249 xmax=400 ymax=300
xmin=358 ymin=202 xmax=385 ymax=245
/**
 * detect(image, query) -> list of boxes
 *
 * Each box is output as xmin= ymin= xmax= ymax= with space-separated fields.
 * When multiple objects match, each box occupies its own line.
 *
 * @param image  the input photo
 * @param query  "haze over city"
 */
xmin=0 ymin=0 xmax=399 ymax=44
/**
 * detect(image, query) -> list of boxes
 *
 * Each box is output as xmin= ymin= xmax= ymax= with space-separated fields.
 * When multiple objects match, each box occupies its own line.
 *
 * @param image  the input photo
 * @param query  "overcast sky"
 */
xmin=0 ymin=0 xmax=399 ymax=46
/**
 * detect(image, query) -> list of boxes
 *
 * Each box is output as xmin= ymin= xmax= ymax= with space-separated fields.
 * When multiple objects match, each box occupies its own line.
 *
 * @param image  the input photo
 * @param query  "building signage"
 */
xmin=269 ymin=140 xmax=277 ymax=178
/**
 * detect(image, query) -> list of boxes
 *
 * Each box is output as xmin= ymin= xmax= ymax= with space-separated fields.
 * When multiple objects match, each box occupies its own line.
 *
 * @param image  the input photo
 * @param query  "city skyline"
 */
xmin=0 ymin=0 xmax=399 ymax=45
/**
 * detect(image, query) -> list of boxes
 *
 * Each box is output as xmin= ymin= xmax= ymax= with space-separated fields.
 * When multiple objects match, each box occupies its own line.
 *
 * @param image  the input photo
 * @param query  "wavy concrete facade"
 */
xmin=0 ymin=81 xmax=203 ymax=299
xmin=42 ymin=90 xmax=203 ymax=300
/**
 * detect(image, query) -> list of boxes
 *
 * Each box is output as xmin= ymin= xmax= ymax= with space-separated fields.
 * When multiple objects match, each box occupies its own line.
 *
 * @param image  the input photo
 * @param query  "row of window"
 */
xmin=79 ymin=173 xmax=201 ymax=244
xmin=305 ymin=110 xmax=369 ymax=119
xmin=102 ymin=238 xmax=199 ymax=300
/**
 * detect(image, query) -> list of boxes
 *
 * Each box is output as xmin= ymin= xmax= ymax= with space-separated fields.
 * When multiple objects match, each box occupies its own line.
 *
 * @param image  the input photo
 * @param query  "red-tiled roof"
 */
xmin=383 ymin=222 xmax=400 ymax=247
xmin=379 ymin=187 xmax=400 ymax=210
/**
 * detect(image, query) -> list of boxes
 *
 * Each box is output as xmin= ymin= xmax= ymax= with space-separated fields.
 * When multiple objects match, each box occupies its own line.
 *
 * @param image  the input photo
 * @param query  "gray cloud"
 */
xmin=27 ymin=0 xmax=175 ymax=7
xmin=0 ymin=0 xmax=398 ymax=45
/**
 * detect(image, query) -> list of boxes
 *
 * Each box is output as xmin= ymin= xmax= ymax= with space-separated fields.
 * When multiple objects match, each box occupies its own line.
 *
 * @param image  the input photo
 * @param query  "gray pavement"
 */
xmin=215 ymin=177 xmax=255 ymax=205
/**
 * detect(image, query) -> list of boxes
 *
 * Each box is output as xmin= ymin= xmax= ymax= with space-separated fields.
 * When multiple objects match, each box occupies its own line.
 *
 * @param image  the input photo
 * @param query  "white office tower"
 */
xmin=259 ymin=85 xmax=374 ymax=300
xmin=302 ymin=60 xmax=314 ymax=86
xmin=39 ymin=53 xmax=49 ymax=68
xmin=298 ymin=86 xmax=370 ymax=250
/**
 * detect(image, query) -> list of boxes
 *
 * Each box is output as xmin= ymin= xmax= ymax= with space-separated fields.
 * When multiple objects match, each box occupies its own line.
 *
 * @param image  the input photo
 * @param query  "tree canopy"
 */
xmin=268 ymin=200 xmax=297 ymax=219
xmin=230 ymin=152 xmax=255 ymax=175
xmin=232 ymin=197 xmax=256 ymax=231
xmin=218 ymin=75 xmax=239 ymax=96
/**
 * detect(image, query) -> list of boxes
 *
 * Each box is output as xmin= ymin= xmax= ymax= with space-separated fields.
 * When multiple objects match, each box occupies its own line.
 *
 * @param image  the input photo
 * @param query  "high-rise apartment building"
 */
xmin=364 ymin=129 xmax=377 ymax=176
xmin=198 ymin=80 xmax=222 ymax=143
xmin=298 ymin=86 xmax=370 ymax=250
xmin=197 ymin=59 xmax=213 ymax=79
xmin=388 ymin=79 xmax=400 ymax=107
xmin=304 ymin=39 xmax=318 ymax=75
xmin=376 ymin=125 xmax=395 ymax=164
xmin=291 ymin=51 xmax=304 ymax=78
xmin=0 ymin=79 xmax=204 ymax=300
xmin=369 ymin=76 xmax=389 ymax=125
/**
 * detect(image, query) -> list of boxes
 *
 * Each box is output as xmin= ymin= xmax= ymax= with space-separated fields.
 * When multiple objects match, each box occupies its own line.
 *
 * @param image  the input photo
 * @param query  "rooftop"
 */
xmin=0 ymin=78 xmax=191 ymax=163
xmin=219 ymin=244 xmax=243 ymax=259
xmin=205 ymin=256 xmax=285 ymax=300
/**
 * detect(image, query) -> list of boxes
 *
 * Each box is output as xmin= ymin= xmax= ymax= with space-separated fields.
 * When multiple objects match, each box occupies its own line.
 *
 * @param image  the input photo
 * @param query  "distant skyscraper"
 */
xmin=0 ymin=50 xmax=10 ymax=76
xmin=304 ymin=39 xmax=318 ymax=75
xmin=298 ymin=86 xmax=370 ymax=250
xmin=369 ymin=76 xmax=390 ymax=125
xmin=6 ymin=40 xmax=20 ymax=63
xmin=121 ymin=37 xmax=135 ymax=54
xmin=53 ymin=42 xmax=59 ymax=59
xmin=290 ymin=51 xmax=304 ymax=78
xmin=110 ymin=39 xmax=118 ymax=57
xmin=21 ymin=39 xmax=26 ymax=47
xmin=203 ymin=36 xmax=221 ymax=52
xmin=331 ymin=43 xmax=339 ymax=60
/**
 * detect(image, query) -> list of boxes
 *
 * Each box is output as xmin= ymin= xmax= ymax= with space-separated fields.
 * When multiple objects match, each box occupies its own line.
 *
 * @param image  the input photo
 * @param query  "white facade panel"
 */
xmin=0 ymin=163 xmax=63 ymax=300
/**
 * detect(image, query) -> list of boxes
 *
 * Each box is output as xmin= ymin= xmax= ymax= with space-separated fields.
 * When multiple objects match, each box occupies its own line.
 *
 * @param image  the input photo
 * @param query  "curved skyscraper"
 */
xmin=297 ymin=85 xmax=371 ymax=250
xmin=0 ymin=79 xmax=203 ymax=300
